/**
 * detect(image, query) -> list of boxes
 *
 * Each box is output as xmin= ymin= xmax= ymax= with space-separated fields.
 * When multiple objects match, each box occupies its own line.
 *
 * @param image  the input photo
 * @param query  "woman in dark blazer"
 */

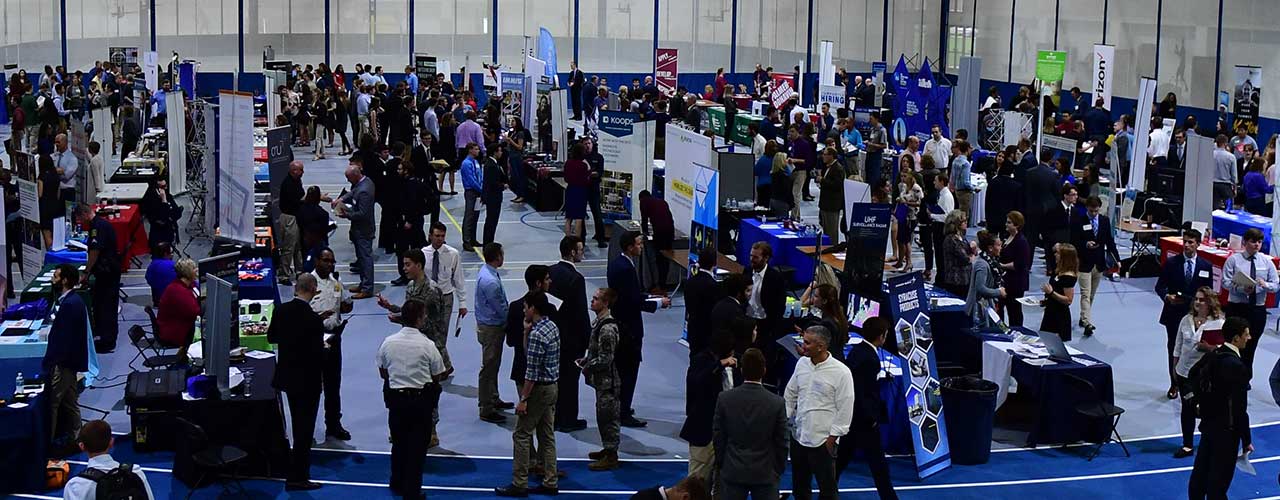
xmin=999 ymin=211 xmax=1032 ymax=327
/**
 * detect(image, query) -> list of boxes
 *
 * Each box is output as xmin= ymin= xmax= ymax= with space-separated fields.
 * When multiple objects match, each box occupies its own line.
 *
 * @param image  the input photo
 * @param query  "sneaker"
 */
xmin=529 ymin=484 xmax=560 ymax=495
xmin=496 ymin=400 xmax=516 ymax=410
xmin=494 ymin=485 xmax=528 ymax=497
xmin=285 ymin=481 xmax=322 ymax=491
xmin=620 ymin=416 xmax=647 ymax=428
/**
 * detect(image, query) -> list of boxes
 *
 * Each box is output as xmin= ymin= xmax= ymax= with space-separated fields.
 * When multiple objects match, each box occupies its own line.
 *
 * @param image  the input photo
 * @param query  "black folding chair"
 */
xmin=175 ymin=417 xmax=249 ymax=499
xmin=126 ymin=324 xmax=179 ymax=371
xmin=1064 ymin=373 xmax=1130 ymax=460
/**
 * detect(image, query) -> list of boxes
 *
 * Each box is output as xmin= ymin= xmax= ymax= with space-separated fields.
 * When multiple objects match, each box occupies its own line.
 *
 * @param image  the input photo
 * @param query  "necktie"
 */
xmin=1185 ymin=259 xmax=1193 ymax=284
xmin=431 ymin=248 xmax=440 ymax=282
xmin=1092 ymin=217 xmax=1099 ymax=238
xmin=1249 ymin=255 xmax=1258 ymax=305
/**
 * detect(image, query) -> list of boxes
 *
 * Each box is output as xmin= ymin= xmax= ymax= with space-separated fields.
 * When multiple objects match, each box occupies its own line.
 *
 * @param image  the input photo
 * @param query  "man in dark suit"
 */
xmin=630 ymin=476 xmax=709 ymax=500
xmin=1041 ymin=183 xmax=1079 ymax=273
xmin=267 ymin=273 xmax=328 ymax=491
xmin=1168 ymin=128 xmax=1188 ymax=169
xmin=607 ymin=231 xmax=671 ymax=428
xmin=745 ymin=241 xmax=787 ymax=345
xmin=1023 ymin=150 xmax=1060 ymax=251
xmin=985 ymin=162 xmax=1023 ymax=237
xmin=1155 ymin=228 xmax=1213 ymax=398
xmin=711 ymin=273 xmax=752 ymax=355
xmin=837 ymin=317 xmax=899 ymax=499
xmin=1071 ymin=196 xmax=1119 ymax=337
xmin=410 ymin=129 xmax=442 ymax=227
xmin=568 ymin=61 xmax=584 ymax=120
xmin=481 ymin=146 xmax=508 ymax=245
xmin=680 ymin=332 xmax=739 ymax=487
xmin=550 ymin=236 xmax=590 ymax=432
xmin=1188 ymin=317 xmax=1253 ymax=500
xmin=713 ymin=347 xmax=787 ymax=500
xmin=683 ymin=246 xmax=725 ymax=358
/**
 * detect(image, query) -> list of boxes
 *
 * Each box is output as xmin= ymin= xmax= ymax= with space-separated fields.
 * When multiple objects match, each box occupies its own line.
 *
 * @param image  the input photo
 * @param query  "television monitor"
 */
xmin=199 ymin=251 xmax=241 ymax=284
xmin=847 ymin=293 xmax=882 ymax=329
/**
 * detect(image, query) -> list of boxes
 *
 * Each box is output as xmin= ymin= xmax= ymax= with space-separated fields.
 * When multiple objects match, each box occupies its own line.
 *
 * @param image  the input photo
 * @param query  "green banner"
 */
xmin=1036 ymin=50 xmax=1067 ymax=82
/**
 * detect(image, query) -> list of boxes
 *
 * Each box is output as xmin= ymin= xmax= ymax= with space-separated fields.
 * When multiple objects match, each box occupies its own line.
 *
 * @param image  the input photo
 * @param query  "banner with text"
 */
xmin=688 ymin=166 xmax=719 ymax=271
xmin=1234 ymin=65 xmax=1262 ymax=136
xmin=891 ymin=56 xmax=950 ymax=145
xmin=414 ymin=53 xmax=438 ymax=81
xmin=887 ymin=271 xmax=952 ymax=479
xmin=217 ymin=90 xmax=256 ymax=246
xmin=1092 ymin=44 xmax=1114 ymax=110
xmin=597 ymin=111 xmax=656 ymax=219
xmin=818 ymin=85 xmax=846 ymax=115
xmin=664 ymin=124 xmax=712 ymax=235
xmin=770 ymin=73 xmax=797 ymax=109
xmin=656 ymin=48 xmax=679 ymax=96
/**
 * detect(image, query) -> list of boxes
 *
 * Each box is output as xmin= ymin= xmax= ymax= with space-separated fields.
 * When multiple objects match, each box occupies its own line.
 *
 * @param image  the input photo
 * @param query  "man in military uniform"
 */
xmin=76 ymin=204 xmax=121 ymax=353
xmin=579 ymin=287 xmax=621 ymax=471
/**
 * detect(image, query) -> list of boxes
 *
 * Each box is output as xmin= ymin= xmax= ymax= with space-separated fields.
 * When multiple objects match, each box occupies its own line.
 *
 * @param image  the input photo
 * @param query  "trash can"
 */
xmin=940 ymin=375 xmax=999 ymax=465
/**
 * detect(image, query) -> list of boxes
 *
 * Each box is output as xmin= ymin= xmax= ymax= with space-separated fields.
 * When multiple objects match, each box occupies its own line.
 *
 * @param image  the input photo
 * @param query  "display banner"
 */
xmin=891 ymin=57 xmax=951 ymax=145
xmin=844 ymin=201 xmax=891 ymax=289
xmin=68 ymin=118 xmax=90 ymax=206
xmin=165 ymin=92 xmax=188 ymax=195
xmin=414 ymin=53 xmax=438 ymax=81
xmin=109 ymin=46 xmax=139 ymax=75
xmin=1184 ymin=134 xmax=1216 ymax=225
xmin=688 ymin=165 xmax=719 ymax=273
xmin=266 ymin=125 xmax=294 ymax=228
xmin=501 ymin=73 xmax=525 ymax=93
xmin=550 ymin=88 xmax=568 ymax=161
xmin=597 ymin=111 xmax=656 ymax=219
xmin=1234 ymin=66 xmax=1262 ymax=136
xmin=1040 ymin=134 xmax=1078 ymax=168
xmin=143 ymin=51 xmax=159 ymax=92
xmin=1092 ymin=44 xmax=1114 ymax=110
xmin=217 ymin=90 xmax=256 ymax=246
xmin=770 ymin=73 xmax=796 ymax=109
xmin=91 ymin=107 xmax=115 ymax=161
xmin=871 ymin=61 xmax=887 ymax=107
xmin=819 ymin=40 xmax=836 ymax=86
xmin=656 ymin=48 xmax=679 ymax=96
xmin=537 ymin=27 xmax=559 ymax=85
xmin=818 ymin=85 xmax=846 ymax=114
xmin=1130 ymin=77 xmax=1157 ymax=191
xmin=13 ymin=152 xmax=40 ymax=281
xmin=886 ymin=271 xmax=952 ymax=479
xmin=664 ymin=124 xmax=713 ymax=233
xmin=1036 ymin=50 xmax=1067 ymax=83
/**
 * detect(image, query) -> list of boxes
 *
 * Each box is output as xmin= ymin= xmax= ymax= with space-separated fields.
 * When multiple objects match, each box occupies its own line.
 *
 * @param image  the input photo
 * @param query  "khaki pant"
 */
xmin=1078 ymin=268 xmax=1103 ymax=326
xmin=277 ymin=213 xmax=301 ymax=282
xmin=956 ymin=189 xmax=974 ymax=219
xmin=477 ymin=324 xmax=506 ymax=415
xmin=513 ymin=383 xmax=558 ymax=489
xmin=688 ymin=443 xmax=717 ymax=487
xmin=791 ymin=170 xmax=807 ymax=219
xmin=49 ymin=365 xmax=81 ymax=442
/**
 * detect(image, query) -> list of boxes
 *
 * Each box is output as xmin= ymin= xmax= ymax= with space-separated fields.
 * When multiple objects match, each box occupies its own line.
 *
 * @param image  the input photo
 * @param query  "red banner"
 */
xmin=656 ymin=48 xmax=678 ymax=95
xmin=770 ymin=73 xmax=796 ymax=109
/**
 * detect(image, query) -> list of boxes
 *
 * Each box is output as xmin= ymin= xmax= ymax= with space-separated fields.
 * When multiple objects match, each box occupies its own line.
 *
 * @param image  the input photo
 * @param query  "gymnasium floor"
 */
xmin=17 ymin=143 xmax=1280 ymax=499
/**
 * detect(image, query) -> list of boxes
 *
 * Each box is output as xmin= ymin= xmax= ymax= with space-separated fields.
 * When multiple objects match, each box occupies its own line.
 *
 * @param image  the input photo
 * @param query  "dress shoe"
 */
xmin=390 ymin=277 xmax=410 ymax=286
xmin=429 ymin=432 xmax=440 ymax=449
xmin=1083 ymin=325 xmax=1095 ymax=337
xmin=587 ymin=449 xmax=608 ymax=460
xmin=1173 ymin=447 xmax=1194 ymax=459
xmin=347 ymin=285 xmax=363 ymax=293
xmin=597 ymin=240 xmax=608 ymax=248
xmin=285 ymin=481 xmax=322 ymax=491
xmin=620 ymin=416 xmax=647 ymax=428
xmin=496 ymin=400 xmax=516 ymax=410
xmin=494 ymin=485 xmax=529 ymax=497
xmin=555 ymin=419 xmax=587 ymax=432
xmin=529 ymin=484 xmax=560 ymax=495
xmin=587 ymin=450 xmax=619 ymax=471
xmin=326 ymin=426 xmax=351 ymax=441
xmin=351 ymin=291 xmax=374 ymax=300
xmin=480 ymin=412 xmax=508 ymax=424
xmin=463 ymin=244 xmax=475 ymax=252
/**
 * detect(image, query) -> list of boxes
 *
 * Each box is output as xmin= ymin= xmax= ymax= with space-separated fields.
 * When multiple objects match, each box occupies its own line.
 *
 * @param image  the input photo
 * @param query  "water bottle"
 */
xmin=14 ymin=372 xmax=23 ymax=392
xmin=1225 ymin=197 xmax=1233 ymax=213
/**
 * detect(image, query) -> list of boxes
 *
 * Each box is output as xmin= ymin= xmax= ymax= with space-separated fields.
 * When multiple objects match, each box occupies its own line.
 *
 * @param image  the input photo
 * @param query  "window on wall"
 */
xmin=1010 ymin=0 xmax=1056 ymax=83
xmin=1104 ymin=0 xmax=1156 ymax=100
xmin=946 ymin=26 xmax=973 ymax=73
xmin=973 ymin=0 xmax=1012 ymax=81
xmin=1057 ymin=0 xmax=1104 ymax=95
xmin=497 ymin=0 xmax=572 ymax=69
xmin=578 ymin=0 xmax=655 ymax=73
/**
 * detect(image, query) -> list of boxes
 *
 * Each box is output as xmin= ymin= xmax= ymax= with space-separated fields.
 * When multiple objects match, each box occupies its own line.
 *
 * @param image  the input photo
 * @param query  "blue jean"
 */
xmin=351 ymin=232 xmax=375 ymax=293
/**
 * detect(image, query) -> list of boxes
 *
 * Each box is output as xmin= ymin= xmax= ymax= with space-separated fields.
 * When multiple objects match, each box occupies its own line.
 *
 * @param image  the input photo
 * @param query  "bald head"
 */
xmin=294 ymin=272 xmax=318 ymax=294
xmin=289 ymin=160 xmax=304 ymax=178
xmin=344 ymin=164 xmax=363 ymax=183
xmin=55 ymin=134 xmax=67 ymax=151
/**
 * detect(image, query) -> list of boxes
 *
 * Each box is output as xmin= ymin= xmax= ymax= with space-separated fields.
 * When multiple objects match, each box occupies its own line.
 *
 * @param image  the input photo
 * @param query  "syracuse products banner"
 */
xmin=656 ymin=48 xmax=679 ymax=96
xmin=886 ymin=271 xmax=952 ymax=479
xmin=891 ymin=56 xmax=951 ymax=145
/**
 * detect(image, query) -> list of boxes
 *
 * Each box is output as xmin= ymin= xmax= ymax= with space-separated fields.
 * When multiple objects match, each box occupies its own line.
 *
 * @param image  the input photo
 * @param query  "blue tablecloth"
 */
xmin=44 ymin=248 xmax=88 ymax=265
xmin=238 ymin=263 xmax=281 ymax=303
xmin=737 ymin=218 xmax=829 ymax=286
xmin=0 ymin=356 xmax=49 ymax=494
xmin=1213 ymin=209 xmax=1272 ymax=253
xmin=999 ymin=327 xmax=1115 ymax=446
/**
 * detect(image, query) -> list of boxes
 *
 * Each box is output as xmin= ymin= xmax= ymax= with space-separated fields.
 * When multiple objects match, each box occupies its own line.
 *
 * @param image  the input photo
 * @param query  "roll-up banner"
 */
xmin=818 ymin=85 xmax=846 ymax=116
xmin=1129 ymin=77 xmax=1158 ymax=192
xmin=770 ymin=73 xmax=796 ymax=110
xmin=1234 ymin=65 xmax=1262 ymax=136
xmin=165 ymin=92 xmax=188 ymax=195
xmin=414 ymin=53 xmax=438 ymax=81
xmin=664 ymin=124 xmax=713 ymax=233
xmin=217 ymin=90 xmax=257 ymax=246
xmin=597 ymin=111 xmax=655 ymax=220
xmin=887 ymin=271 xmax=951 ymax=479
xmin=656 ymin=48 xmax=679 ymax=96
xmin=1092 ymin=44 xmax=1114 ymax=110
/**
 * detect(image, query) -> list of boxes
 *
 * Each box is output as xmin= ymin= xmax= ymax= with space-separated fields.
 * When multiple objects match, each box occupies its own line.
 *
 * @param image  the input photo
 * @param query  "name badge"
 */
xmin=1198 ymin=270 xmax=1210 ymax=278
xmin=1081 ymin=224 xmax=1093 ymax=231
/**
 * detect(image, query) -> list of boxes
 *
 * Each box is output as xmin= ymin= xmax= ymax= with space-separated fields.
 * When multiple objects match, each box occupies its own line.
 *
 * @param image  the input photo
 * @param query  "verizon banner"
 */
xmin=1092 ymin=44 xmax=1114 ymax=110
xmin=656 ymin=48 xmax=678 ymax=96
xmin=770 ymin=73 xmax=796 ymax=109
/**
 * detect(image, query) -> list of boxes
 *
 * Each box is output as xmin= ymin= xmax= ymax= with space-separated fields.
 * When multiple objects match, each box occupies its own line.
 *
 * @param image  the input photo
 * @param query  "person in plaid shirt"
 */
xmin=496 ymin=291 xmax=561 ymax=497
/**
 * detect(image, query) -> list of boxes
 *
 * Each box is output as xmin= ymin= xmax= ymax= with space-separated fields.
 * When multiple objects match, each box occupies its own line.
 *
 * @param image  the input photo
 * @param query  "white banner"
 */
xmin=217 ymin=90 xmax=256 ymax=245
xmin=91 ymin=107 xmax=114 ymax=162
xmin=166 ymin=92 xmax=188 ymax=195
xmin=1129 ymin=77 xmax=1157 ymax=192
xmin=143 ymin=51 xmax=159 ymax=91
xmin=1185 ymin=134 xmax=1216 ymax=225
xmin=819 ymin=41 xmax=836 ymax=86
xmin=818 ymin=85 xmax=846 ymax=115
xmin=664 ymin=124 xmax=713 ymax=236
xmin=1092 ymin=44 xmax=1114 ymax=110
xmin=549 ymin=88 xmax=568 ymax=162
xmin=596 ymin=111 xmax=655 ymax=220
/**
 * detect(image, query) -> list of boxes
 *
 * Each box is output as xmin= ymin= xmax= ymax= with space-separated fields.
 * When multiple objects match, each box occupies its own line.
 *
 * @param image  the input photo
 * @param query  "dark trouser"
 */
xmin=1226 ymin=302 xmax=1266 ymax=379
xmin=720 ymin=480 xmax=779 ymax=500
xmin=653 ymin=230 xmax=674 ymax=289
xmin=1045 ymin=238 xmax=1060 ymax=273
xmin=757 ymin=184 xmax=772 ymax=208
xmin=509 ymin=155 xmax=526 ymax=198
xmin=931 ymin=222 xmax=946 ymax=279
xmin=866 ymin=152 xmax=883 ymax=186
xmin=1177 ymin=375 xmax=1198 ymax=449
xmin=791 ymin=439 xmax=839 ymax=500
xmin=617 ymin=343 xmax=641 ymax=417
xmin=396 ymin=222 xmax=426 ymax=279
xmin=836 ymin=422 xmax=898 ymax=500
xmin=322 ymin=338 xmax=343 ymax=430
xmin=483 ymin=195 xmax=502 ymax=245
xmin=284 ymin=388 xmax=321 ymax=483
xmin=570 ymin=89 xmax=582 ymax=118
xmin=556 ymin=347 xmax=585 ymax=427
xmin=427 ymin=197 xmax=441 ymax=229
xmin=920 ymin=216 xmax=935 ymax=271
xmin=1212 ymin=182 xmax=1233 ymax=211
xmin=463 ymin=189 xmax=481 ymax=245
xmin=801 ymin=168 xmax=813 ymax=199
xmin=386 ymin=386 xmax=437 ymax=499
xmin=60 ymin=187 xmax=77 ymax=206
xmin=379 ymin=205 xmax=400 ymax=252
xmin=1166 ymin=322 xmax=1180 ymax=387
xmin=1188 ymin=429 xmax=1240 ymax=500
xmin=588 ymin=186 xmax=607 ymax=243
xmin=1002 ymin=294 xmax=1024 ymax=327
xmin=92 ymin=271 xmax=121 ymax=352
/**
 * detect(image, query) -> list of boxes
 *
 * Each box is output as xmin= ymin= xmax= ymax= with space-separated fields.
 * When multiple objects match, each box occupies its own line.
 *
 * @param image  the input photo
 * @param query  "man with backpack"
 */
xmin=63 ymin=420 xmax=154 ymax=500
xmin=1188 ymin=317 xmax=1254 ymax=500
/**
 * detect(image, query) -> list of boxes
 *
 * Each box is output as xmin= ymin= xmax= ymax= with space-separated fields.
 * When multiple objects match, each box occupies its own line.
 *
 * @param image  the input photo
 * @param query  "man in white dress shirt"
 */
xmin=923 ymin=125 xmax=951 ymax=173
xmin=378 ymin=299 xmax=447 ymax=500
xmin=1222 ymin=227 xmax=1280 ymax=378
xmin=422 ymin=222 xmax=467 ymax=372
xmin=309 ymin=248 xmax=354 ymax=440
xmin=54 ymin=133 xmax=79 ymax=204
xmin=63 ymin=420 xmax=155 ymax=500
xmin=784 ymin=325 xmax=854 ymax=500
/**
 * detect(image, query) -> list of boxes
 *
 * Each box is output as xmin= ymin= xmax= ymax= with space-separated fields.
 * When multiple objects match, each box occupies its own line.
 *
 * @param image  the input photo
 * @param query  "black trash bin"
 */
xmin=940 ymin=375 xmax=998 ymax=465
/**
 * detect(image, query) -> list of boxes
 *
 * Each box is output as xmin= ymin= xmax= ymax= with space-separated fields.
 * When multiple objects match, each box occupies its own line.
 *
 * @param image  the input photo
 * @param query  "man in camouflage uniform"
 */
xmin=376 ymin=247 xmax=451 ymax=447
xmin=580 ymin=287 xmax=622 ymax=471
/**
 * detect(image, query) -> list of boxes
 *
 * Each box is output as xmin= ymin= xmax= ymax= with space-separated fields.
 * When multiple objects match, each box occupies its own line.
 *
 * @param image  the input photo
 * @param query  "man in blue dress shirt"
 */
xmin=476 ymin=242 xmax=513 ymax=423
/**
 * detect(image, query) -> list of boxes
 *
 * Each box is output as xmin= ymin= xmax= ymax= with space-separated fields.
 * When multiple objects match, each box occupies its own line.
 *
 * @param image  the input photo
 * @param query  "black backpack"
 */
xmin=78 ymin=464 xmax=148 ymax=500
xmin=1185 ymin=349 xmax=1220 ymax=410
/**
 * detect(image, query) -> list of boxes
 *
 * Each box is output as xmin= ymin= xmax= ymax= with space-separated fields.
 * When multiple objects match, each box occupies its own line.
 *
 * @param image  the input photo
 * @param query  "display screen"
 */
xmin=847 ymin=293 xmax=882 ymax=329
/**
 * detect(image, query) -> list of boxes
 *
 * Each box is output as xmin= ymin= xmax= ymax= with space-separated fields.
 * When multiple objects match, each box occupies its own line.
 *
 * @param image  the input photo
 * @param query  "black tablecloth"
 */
xmin=174 ymin=356 xmax=290 ymax=484
xmin=990 ymin=327 xmax=1115 ymax=446
xmin=0 ymin=357 xmax=49 ymax=494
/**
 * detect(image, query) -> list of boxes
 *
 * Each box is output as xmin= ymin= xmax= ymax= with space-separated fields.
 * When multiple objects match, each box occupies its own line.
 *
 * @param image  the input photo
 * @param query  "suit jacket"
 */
xmin=1041 ymin=200 xmax=1076 ymax=247
xmin=409 ymin=144 xmax=441 ymax=198
xmin=549 ymin=261 xmax=590 ymax=357
xmin=341 ymin=176 xmax=377 ymax=238
xmin=1199 ymin=345 xmax=1252 ymax=448
xmin=844 ymin=340 xmax=886 ymax=425
xmin=1023 ymin=163 xmax=1060 ymax=245
xmin=267 ymin=298 xmax=326 ymax=394
xmin=683 ymin=270 xmax=724 ymax=358
xmin=1168 ymin=141 xmax=1188 ymax=169
xmin=570 ymin=69 xmax=584 ymax=89
xmin=1155 ymin=253 xmax=1213 ymax=326
xmin=1070 ymin=213 xmax=1120 ymax=273
xmin=43 ymin=292 xmax=89 ymax=372
xmin=482 ymin=156 xmax=508 ymax=202
xmin=713 ymin=382 xmax=788 ymax=485
xmin=607 ymin=254 xmax=657 ymax=354
xmin=985 ymin=175 xmax=1023 ymax=235
xmin=710 ymin=296 xmax=749 ymax=354
xmin=746 ymin=265 xmax=787 ymax=341
xmin=629 ymin=487 xmax=665 ymax=500
xmin=679 ymin=350 xmax=733 ymax=446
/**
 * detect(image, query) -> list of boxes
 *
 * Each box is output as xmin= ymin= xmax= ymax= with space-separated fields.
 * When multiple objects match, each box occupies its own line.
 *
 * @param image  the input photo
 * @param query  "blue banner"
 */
xmin=847 ymin=202 xmax=892 ymax=249
xmin=501 ymin=73 xmax=525 ymax=93
xmin=886 ymin=271 xmax=952 ymax=479
xmin=598 ymin=110 xmax=638 ymax=138
xmin=891 ymin=56 xmax=951 ymax=146
xmin=538 ymin=28 xmax=558 ymax=83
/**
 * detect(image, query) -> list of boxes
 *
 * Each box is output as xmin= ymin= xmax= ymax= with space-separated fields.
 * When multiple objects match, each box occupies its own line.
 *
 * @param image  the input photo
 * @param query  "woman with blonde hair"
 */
xmin=156 ymin=258 xmax=201 ymax=363
xmin=1171 ymin=286 xmax=1225 ymax=459
xmin=939 ymin=210 xmax=973 ymax=298
xmin=1040 ymin=243 xmax=1079 ymax=341
xmin=770 ymin=142 xmax=795 ymax=217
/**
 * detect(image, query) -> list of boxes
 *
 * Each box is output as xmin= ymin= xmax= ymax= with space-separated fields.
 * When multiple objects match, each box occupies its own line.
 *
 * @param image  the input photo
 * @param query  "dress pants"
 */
xmin=570 ymin=88 xmax=582 ymax=119
xmin=1188 ymin=429 xmax=1240 ymax=500
xmin=1177 ymin=375 xmax=1199 ymax=449
xmin=1077 ymin=269 xmax=1103 ymax=326
xmin=1226 ymin=302 xmax=1267 ymax=379
xmin=921 ymin=216 xmax=936 ymax=272
xmin=930 ymin=222 xmax=946 ymax=279
xmin=1001 ymin=294 xmax=1024 ymax=327
xmin=463 ymin=189 xmax=481 ymax=245
xmin=616 ymin=343 xmax=642 ymax=417
xmin=790 ymin=170 xmax=807 ymax=219
xmin=277 ymin=213 xmax=301 ymax=282
xmin=555 ymin=349 xmax=584 ymax=427
xmin=322 ymin=338 xmax=343 ymax=431
xmin=790 ymin=439 xmax=839 ymax=500
xmin=1166 ymin=323 xmax=1181 ymax=387
xmin=512 ymin=383 xmax=559 ymax=489
xmin=395 ymin=223 xmax=426 ymax=280
xmin=48 ymin=365 xmax=81 ymax=442
xmin=836 ymin=423 xmax=898 ymax=499
xmin=284 ymin=387 xmax=321 ymax=483
xmin=819 ymin=210 xmax=841 ymax=246
xmin=351 ymin=233 xmax=375 ymax=294
xmin=720 ymin=480 xmax=779 ymax=500
xmin=1212 ymin=182 xmax=1234 ymax=211
xmin=92 ymin=271 xmax=121 ymax=352
xmin=483 ymin=195 xmax=502 ymax=245
xmin=476 ymin=324 xmax=506 ymax=415
xmin=386 ymin=387 xmax=437 ymax=499
xmin=588 ymin=187 xmax=607 ymax=243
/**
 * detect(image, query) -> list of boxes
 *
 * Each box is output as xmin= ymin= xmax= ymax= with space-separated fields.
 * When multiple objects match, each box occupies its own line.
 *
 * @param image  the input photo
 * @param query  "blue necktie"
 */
xmin=1185 ymin=259 xmax=1193 ymax=284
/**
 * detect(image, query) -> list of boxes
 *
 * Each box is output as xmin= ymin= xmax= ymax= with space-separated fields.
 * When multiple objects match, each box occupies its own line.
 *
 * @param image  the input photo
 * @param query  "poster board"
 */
xmin=664 ymin=124 xmax=713 ymax=234
xmin=109 ymin=46 xmax=139 ymax=75
xmin=688 ymin=165 xmax=719 ymax=272
xmin=887 ymin=271 xmax=952 ymax=478
xmin=1184 ymin=134 xmax=1216 ymax=225
xmin=143 ymin=51 xmax=159 ymax=93
xmin=770 ymin=73 xmax=796 ymax=109
xmin=13 ymin=152 xmax=41 ymax=281
xmin=1129 ymin=77 xmax=1158 ymax=191
xmin=1092 ymin=45 xmax=1115 ymax=110
xmin=1234 ymin=66 xmax=1262 ymax=136
xmin=217 ymin=90 xmax=256 ymax=246
xmin=845 ymin=202 xmax=892 ymax=291
xmin=165 ymin=92 xmax=188 ymax=195
xmin=266 ymin=125 xmax=293 ymax=228
xmin=818 ymin=85 xmax=846 ymax=115
xmin=91 ymin=107 xmax=115 ymax=163
xmin=597 ymin=111 xmax=655 ymax=220
xmin=656 ymin=49 xmax=679 ymax=96
xmin=1040 ymin=134 xmax=1077 ymax=168
xmin=414 ymin=53 xmax=438 ymax=81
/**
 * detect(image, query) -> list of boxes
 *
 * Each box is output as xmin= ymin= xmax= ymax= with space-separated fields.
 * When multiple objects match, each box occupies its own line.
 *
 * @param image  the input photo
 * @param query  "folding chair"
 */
xmin=1064 ymin=373 xmax=1130 ymax=460
xmin=175 ymin=417 xmax=249 ymax=499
